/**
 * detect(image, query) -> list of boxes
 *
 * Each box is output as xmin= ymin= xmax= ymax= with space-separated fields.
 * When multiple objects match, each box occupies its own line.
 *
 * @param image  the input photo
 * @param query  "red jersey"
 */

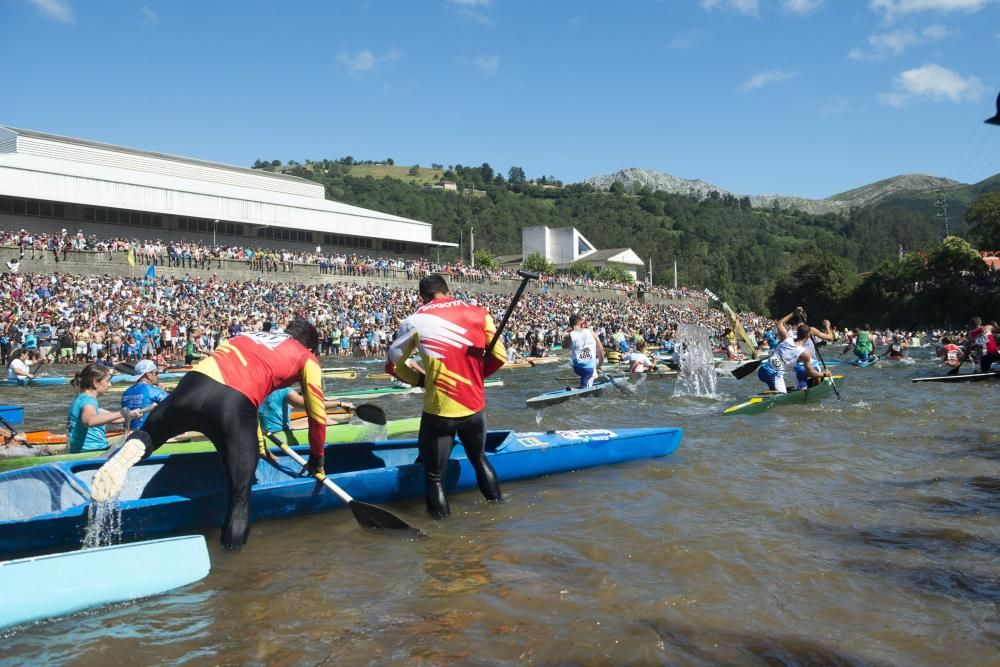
xmin=386 ymin=297 xmax=506 ymax=418
xmin=192 ymin=332 xmax=327 ymax=456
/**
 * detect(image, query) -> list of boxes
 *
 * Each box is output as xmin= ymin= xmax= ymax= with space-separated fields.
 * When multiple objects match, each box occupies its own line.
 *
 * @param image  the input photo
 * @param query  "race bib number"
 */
xmin=243 ymin=332 xmax=290 ymax=350
xmin=577 ymin=348 xmax=592 ymax=361
xmin=766 ymin=356 xmax=786 ymax=372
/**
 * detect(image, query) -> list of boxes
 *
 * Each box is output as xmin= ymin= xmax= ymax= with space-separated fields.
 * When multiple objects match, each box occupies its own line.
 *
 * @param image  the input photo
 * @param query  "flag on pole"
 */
xmin=127 ymin=248 xmax=136 ymax=267
xmin=145 ymin=264 xmax=155 ymax=279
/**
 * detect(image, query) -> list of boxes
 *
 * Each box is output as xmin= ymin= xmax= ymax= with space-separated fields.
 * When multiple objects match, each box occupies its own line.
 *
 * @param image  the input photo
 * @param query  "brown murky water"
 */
xmin=1 ymin=350 xmax=998 ymax=666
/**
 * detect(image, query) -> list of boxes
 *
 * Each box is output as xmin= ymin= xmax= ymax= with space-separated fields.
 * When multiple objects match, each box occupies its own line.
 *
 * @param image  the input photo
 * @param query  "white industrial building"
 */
xmin=521 ymin=225 xmax=645 ymax=279
xmin=0 ymin=126 xmax=453 ymax=255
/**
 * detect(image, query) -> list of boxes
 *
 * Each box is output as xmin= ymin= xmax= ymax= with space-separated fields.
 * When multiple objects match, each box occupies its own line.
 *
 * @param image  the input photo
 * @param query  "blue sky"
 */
xmin=3 ymin=0 xmax=1000 ymax=199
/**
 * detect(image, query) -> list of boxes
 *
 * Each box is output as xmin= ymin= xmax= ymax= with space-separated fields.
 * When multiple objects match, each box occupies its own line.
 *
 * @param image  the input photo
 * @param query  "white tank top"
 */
xmin=570 ymin=329 xmax=598 ymax=368
xmin=765 ymin=336 xmax=805 ymax=373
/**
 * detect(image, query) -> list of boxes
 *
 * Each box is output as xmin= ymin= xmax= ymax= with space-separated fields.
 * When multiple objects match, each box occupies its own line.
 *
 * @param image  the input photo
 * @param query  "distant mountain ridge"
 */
xmin=583 ymin=167 xmax=966 ymax=215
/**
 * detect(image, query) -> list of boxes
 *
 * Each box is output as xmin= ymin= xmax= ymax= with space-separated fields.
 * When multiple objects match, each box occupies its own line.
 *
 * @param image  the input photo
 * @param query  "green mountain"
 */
xmin=255 ymin=159 xmax=999 ymax=313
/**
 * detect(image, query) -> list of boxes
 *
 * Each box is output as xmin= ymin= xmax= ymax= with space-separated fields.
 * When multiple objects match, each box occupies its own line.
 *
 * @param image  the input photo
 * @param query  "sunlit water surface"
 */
xmin=1 ymin=349 xmax=997 ymax=666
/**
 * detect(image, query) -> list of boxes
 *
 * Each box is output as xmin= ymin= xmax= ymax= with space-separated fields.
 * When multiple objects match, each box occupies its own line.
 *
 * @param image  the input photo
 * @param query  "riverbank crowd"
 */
xmin=0 ymin=267 xmax=752 ymax=369
xmin=0 ymin=229 xmax=702 ymax=300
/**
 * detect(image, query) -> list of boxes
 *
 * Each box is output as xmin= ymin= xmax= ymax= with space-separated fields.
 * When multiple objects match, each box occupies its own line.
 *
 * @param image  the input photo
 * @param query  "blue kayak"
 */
xmin=0 ymin=371 xmax=187 ymax=388
xmin=0 ymin=535 xmax=210 ymax=630
xmin=851 ymin=357 xmax=880 ymax=367
xmin=526 ymin=376 xmax=629 ymax=408
xmin=0 ymin=426 xmax=682 ymax=559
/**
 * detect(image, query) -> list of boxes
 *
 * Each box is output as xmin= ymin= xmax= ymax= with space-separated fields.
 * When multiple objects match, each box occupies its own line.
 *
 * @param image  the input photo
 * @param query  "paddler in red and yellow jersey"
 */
xmin=386 ymin=274 xmax=506 ymax=518
xmin=90 ymin=320 xmax=327 ymax=552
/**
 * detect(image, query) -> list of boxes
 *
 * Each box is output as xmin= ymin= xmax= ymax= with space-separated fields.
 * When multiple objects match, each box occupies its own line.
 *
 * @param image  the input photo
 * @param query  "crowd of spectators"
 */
xmin=0 ymin=268 xmax=759 ymax=370
xmin=1 ymin=228 xmax=707 ymax=301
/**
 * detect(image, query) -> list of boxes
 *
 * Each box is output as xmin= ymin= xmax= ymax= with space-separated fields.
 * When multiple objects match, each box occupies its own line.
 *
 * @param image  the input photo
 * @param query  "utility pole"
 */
xmin=934 ymin=192 xmax=950 ymax=238
xmin=673 ymin=259 xmax=678 ymax=290
xmin=470 ymin=225 xmax=475 ymax=267
xmin=648 ymin=256 xmax=653 ymax=287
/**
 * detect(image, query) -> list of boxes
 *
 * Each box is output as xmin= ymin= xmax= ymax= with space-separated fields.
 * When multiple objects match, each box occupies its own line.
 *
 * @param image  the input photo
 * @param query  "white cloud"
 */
xmin=474 ymin=54 xmax=500 ymax=76
xmin=141 ymin=6 xmax=159 ymax=25
xmin=848 ymin=24 xmax=952 ymax=60
xmin=739 ymin=69 xmax=798 ymax=91
xmin=782 ymin=0 xmax=824 ymax=14
xmin=29 ymin=0 xmax=74 ymax=23
xmin=666 ymin=29 xmax=705 ymax=50
xmin=447 ymin=0 xmax=493 ymax=24
xmin=879 ymin=63 xmax=986 ymax=106
xmin=336 ymin=49 xmax=401 ymax=76
xmin=821 ymin=96 xmax=850 ymax=114
xmin=700 ymin=0 xmax=759 ymax=17
xmin=870 ymin=0 xmax=992 ymax=19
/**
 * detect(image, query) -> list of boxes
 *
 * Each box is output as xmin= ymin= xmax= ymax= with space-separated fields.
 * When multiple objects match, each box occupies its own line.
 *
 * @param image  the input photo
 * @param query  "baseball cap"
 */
xmin=134 ymin=359 xmax=158 ymax=375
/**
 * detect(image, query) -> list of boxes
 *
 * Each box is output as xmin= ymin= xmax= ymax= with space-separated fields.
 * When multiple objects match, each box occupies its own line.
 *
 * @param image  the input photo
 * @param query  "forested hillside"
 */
xmin=258 ymin=159 xmax=969 ymax=313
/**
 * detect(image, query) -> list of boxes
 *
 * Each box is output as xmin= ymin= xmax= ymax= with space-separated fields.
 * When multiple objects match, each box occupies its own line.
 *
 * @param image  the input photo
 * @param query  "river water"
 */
xmin=1 ymin=349 xmax=997 ymax=666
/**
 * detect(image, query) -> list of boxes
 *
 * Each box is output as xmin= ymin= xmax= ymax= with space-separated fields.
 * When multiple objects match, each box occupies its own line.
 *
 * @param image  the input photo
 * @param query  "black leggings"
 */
xmin=417 ymin=410 xmax=501 ymax=518
xmin=137 ymin=372 xmax=260 ymax=549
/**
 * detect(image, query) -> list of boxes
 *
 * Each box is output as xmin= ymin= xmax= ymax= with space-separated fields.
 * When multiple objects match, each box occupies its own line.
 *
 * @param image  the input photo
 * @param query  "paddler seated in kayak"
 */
xmin=6 ymin=348 xmax=40 ymax=382
xmin=89 ymin=320 xmax=330 ymax=552
xmin=776 ymin=308 xmax=835 ymax=390
xmin=564 ymin=313 xmax=605 ymax=388
xmin=68 ymin=363 xmax=143 ymax=454
xmin=757 ymin=321 xmax=831 ymax=394
xmin=847 ymin=324 xmax=876 ymax=363
xmin=884 ymin=333 xmax=908 ymax=360
xmin=626 ymin=340 xmax=657 ymax=375
xmin=120 ymin=359 xmax=169 ymax=430
xmin=936 ymin=336 xmax=964 ymax=369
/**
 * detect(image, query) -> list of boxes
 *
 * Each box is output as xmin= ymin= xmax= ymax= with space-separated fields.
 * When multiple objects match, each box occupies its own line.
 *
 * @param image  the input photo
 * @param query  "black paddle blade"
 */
xmin=516 ymin=270 xmax=540 ymax=280
xmin=349 ymin=499 xmax=423 ymax=535
xmin=354 ymin=404 xmax=387 ymax=426
xmin=114 ymin=362 xmax=137 ymax=375
xmin=731 ymin=358 xmax=763 ymax=379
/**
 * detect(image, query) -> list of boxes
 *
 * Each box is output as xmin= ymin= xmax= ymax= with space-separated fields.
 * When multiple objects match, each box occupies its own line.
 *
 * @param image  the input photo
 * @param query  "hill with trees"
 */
xmin=252 ymin=157 xmax=998 ymax=322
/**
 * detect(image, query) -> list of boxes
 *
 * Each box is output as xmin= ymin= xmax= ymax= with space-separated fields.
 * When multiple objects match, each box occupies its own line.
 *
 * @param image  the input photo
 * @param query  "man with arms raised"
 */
xmin=758 ymin=319 xmax=831 ymax=394
xmin=564 ymin=314 xmax=605 ymax=388
xmin=91 ymin=319 xmax=328 ymax=552
xmin=386 ymin=275 xmax=505 ymax=519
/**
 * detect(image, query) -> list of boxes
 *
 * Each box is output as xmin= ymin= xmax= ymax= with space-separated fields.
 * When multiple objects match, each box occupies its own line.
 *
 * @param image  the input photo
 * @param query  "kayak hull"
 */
xmin=0 ymin=371 xmax=187 ymax=388
xmin=0 ymin=427 xmax=682 ymax=559
xmin=527 ymin=377 xmax=628 ymax=408
xmin=911 ymin=371 xmax=1000 ymax=383
xmin=0 ymin=535 xmax=210 ymax=630
xmin=723 ymin=376 xmax=845 ymax=416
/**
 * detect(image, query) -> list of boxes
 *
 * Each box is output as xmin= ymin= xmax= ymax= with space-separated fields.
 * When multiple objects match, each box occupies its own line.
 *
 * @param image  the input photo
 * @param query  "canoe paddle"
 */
xmin=799 ymin=309 xmax=841 ymax=400
xmin=26 ymin=358 xmax=49 ymax=386
xmin=485 ymin=270 xmax=538 ymax=360
xmin=730 ymin=357 xmax=763 ymax=380
xmin=265 ymin=432 xmax=422 ymax=535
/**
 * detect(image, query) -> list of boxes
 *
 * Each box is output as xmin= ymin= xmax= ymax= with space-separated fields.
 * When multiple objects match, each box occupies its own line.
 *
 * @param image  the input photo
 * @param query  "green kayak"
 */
xmin=722 ymin=376 xmax=844 ymax=416
xmin=0 ymin=417 xmax=421 ymax=473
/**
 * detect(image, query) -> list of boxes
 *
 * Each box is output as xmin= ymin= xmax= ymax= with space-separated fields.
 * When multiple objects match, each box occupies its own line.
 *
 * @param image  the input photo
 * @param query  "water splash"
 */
xmin=672 ymin=323 xmax=717 ymax=397
xmin=83 ymin=499 xmax=123 ymax=549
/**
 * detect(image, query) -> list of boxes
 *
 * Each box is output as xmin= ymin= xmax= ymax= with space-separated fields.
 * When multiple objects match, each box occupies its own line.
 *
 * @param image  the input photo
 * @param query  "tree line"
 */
xmin=253 ymin=158 xmax=998 ymax=324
